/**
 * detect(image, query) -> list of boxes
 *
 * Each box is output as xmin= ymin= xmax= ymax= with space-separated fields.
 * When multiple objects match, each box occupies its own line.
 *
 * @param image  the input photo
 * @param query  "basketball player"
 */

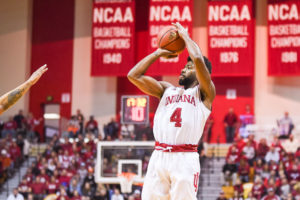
xmin=0 ymin=65 xmax=48 ymax=115
xmin=127 ymin=22 xmax=215 ymax=200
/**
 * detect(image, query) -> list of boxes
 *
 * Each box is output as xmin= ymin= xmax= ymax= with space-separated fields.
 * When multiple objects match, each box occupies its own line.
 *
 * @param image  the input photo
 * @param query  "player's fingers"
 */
xmin=39 ymin=64 xmax=47 ymax=70
xmin=42 ymin=68 xmax=48 ymax=74
xmin=171 ymin=22 xmax=179 ymax=29
xmin=167 ymin=54 xmax=178 ymax=58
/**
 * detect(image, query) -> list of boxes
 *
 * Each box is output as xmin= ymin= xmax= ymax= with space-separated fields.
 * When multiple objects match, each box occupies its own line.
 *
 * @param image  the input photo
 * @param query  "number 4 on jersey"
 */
xmin=170 ymin=107 xmax=182 ymax=127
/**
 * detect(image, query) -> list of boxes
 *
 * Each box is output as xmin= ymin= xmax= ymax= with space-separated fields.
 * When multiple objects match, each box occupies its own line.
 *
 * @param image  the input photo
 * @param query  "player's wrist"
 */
xmin=153 ymin=50 xmax=161 ymax=57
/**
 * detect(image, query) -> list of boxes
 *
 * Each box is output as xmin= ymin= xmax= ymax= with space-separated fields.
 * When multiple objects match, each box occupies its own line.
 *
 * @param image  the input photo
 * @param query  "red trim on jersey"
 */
xmin=155 ymin=142 xmax=198 ymax=152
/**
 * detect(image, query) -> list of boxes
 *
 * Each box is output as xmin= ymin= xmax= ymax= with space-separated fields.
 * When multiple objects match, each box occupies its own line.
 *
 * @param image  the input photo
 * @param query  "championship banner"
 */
xmin=268 ymin=0 xmax=300 ymax=76
xmin=91 ymin=0 xmax=135 ymax=76
xmin=207 ymin=0 xmax=255 ymax=76
xmin=146 ymin=0 xmax=193 ymax=75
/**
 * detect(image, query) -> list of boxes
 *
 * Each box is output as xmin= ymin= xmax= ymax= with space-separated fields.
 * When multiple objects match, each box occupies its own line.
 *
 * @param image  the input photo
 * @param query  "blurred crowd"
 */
xmin=0 ymin=109 xmax=154 ymax=200
xmin=220 ymin=133 xmax=300 ymax=200
xmin=222 ymin=106 xmax=294 ymax=144
xmin=65 ymin=110 xmax=154 ymax=142
xmin=4 ymin=134 xmax=142 ymax=200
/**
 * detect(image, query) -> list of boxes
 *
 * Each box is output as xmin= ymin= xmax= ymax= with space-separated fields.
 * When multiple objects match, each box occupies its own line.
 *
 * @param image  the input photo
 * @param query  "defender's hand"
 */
xmin=28 ymin=64 xmax=48 ymax=85
xmin=154 ymin=48 xmax=177 ymax=58
xmin=172 ymin=22 xmax=189 ymax=39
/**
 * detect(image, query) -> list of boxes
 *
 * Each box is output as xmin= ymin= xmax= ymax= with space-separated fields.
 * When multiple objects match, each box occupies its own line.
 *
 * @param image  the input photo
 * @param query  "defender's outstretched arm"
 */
xmin=173 ymin=22 xmax=216 ymax=109
xmin=0 ymin=65 xmax=48 ymax=115
xmin=127 ymin=49 xmax=173 ymax=99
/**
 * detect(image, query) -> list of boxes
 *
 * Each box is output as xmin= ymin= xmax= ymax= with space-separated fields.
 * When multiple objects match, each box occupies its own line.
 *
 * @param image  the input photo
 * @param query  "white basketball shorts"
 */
xmin=142 ymin=150 xmax=200 ymax=200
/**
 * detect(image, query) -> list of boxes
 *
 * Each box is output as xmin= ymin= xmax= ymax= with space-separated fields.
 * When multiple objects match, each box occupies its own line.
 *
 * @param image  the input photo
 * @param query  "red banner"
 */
xmin=207 ymin=0 xmax=255 ymax=76
xmin=268 ymin=0 xmax=300 ymax=76
xmin=91 ymin=0 xmax=135 ymax=76
xmin=146 ymin=0 xmax=193 ymax=76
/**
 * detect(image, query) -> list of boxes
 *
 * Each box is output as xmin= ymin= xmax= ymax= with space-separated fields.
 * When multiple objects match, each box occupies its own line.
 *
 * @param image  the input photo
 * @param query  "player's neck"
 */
xmin=183 ymin=81 xmax=198 ymax=90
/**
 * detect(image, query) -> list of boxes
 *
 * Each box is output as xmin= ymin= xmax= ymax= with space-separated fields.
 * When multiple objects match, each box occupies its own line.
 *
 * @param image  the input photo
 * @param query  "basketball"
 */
xmin=157 ymin=25 xmax=185 ymax=54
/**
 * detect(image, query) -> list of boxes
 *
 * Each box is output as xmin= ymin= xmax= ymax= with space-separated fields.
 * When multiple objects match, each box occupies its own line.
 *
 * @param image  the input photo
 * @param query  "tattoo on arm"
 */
xmin=3 ymin=89 xmax=24 ymax=110
xmin=0 ymin=83 xmax=30 ymax=113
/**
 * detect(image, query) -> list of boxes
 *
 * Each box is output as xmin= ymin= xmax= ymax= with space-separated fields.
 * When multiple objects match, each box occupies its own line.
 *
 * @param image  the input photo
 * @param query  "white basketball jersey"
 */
xmin=153 ymin=86 xmax=211 ymax=145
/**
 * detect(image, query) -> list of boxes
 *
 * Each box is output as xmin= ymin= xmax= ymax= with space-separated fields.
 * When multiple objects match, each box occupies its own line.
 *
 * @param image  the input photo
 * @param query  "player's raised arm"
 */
xmin=127 ymin=49 xmax=174 ymax=99
xmin=173 ymin=22 xmax=216 ymax=109
xmin=0 ymin=65 xmax=48 ymax=115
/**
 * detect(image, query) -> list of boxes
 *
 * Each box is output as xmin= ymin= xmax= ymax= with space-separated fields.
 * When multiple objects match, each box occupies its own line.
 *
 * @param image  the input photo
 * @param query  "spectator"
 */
xmin=93 ymin=184 xmax=109 ymax=200
xmin=265 ymin=146 xmax=280 ymax=164
xmin=30 ymin=176 xmax=45 ymax=200
xmin=37 ymin=168 xmax=49 ymax=184
xmin=23 ymin=137 xmax=31 ymax=159
xmin=242 ymin=140 xmax=256 ymax=166
xmin=264 ymin=177 xmax=279 ymax=195
xmin=14 ymin=110 xmax=25 ymax=131
xmin=85 ymin=116 xmax=99 ymax=136
xmin=18 ymin=178 xmax=30 ymax=199
xmin=68 ymin=116 xmax=80 ymax=139
xmin=256 ymin=138 xmax=269 ymax=160
xmin=76 ymin=109 xmax=85 ymax=135
xmin=77 ymin=163 xmax=88 ymax=184
xmin=2 ymin=116 xmax=17 ymax=138
xmin=59 ymin=169 xmax=72 ymax=187
xmin=247 ymin=134 xmax=257 ymax=148
xmin=277 ymin=112 xmax=294 ymax=139
xmin=251 ymin=176 xmax=264 ymax=200
xmin=224 ymin=107 xmax=238 ymax=143
xmin=264 ymin=171 xmax=280 ymax=190
xmin=46 ymin=176 xmax=59 ymax=194
xmin=0 ymin=149 xmax=13 ymax=176
xmin=233 ymin=178 xmax=244 ymax=197
xmin=132 ymin=189 xmax=141 ymax=200
xmin=261 ymin=163 xmax=271 ymax=180
xmin=104 ymin=118 xmax=119 ymax=140
xmin=71 ymin=190 xmax=81 ymax=200
xmin=271 ymin=136 xmax=285 ymax=154
xmin=282 ymin=134 xmax=299 ymax=153
xmin=231 ymin=190 xmax=243 ymax=200
xmin=16 ymin=135 xmax=24 ymax=156
xmin=237 ymin=158 xmax=250 ymax=183
xmin=7 ymin=188 xmax=24 ymax=200
xmin=238 ymin=104 xmax=254 ymax=138
xmin=27 ymin=194 xmax=34 ymax=200
xmin=25 ymin=113 xmax=41 ymax=142
xmin=68 ymin=178 xmax=81 ymax=196
xmin=261 ymin=188 xmax=280 ymax=200
xmin=216 ymin=190 xmax=227 ymax=200
xmin=222 ymin=159 xmax=238 ymax=186
xmin=81 ymin=182 xmax=94 ymax=198
xmin=292 ymin=183 xmax=300 ymax=199
xmin=286 ymin=163 xmax=300 ymax=185
xmin=254 ymin=158 xmax=264 ymax=176
xmin=120 ymin=124 xmax=134 ymax=141
xmin=226 ymin=145 xmax=240 ymax=165
xmin=83 ymin=167 xmax=96 ymax=190
xmin=235 ymin=135 xmax=246 ymax=150
xmin=111 ymin=188 xmax=124 ymax=200
xmin=280 ymin=177 xmax=291 ymax=200
xmin=56 ymin=187 xmax=69 ymax=200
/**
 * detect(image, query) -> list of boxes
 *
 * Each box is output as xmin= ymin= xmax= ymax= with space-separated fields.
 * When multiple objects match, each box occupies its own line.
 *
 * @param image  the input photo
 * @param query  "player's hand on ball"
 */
xmin=172 ymin=22 xmax=189 ymax=39
xmin=28 ymin=64 xmax=48 ymax=85
xmin=155 ymin=48 xmax=177 ymax=59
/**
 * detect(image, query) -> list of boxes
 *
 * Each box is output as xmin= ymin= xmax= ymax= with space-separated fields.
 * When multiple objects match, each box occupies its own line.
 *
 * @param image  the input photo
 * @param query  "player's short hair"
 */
xmin=187 ymin=56 xmax=212 ymax=74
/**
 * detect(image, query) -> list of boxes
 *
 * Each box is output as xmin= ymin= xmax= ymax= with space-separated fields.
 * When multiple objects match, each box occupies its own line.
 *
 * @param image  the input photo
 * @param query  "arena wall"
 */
xmin=0 ymin=0 xmax=32 ymax=119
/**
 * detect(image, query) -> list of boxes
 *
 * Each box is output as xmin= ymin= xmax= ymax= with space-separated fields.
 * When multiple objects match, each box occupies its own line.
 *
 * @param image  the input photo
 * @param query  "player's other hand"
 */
xmin=155 ymin=48 xmax=178 ymax=59
xmin=172 ymin=22 xmax=189 ymax=39
xmin=28 ymin=64 xmax=48 ymax=85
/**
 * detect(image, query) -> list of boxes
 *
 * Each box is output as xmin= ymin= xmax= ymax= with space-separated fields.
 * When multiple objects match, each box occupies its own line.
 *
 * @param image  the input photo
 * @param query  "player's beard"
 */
xmin=179 ymin=76 xmax=193 ymax=87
